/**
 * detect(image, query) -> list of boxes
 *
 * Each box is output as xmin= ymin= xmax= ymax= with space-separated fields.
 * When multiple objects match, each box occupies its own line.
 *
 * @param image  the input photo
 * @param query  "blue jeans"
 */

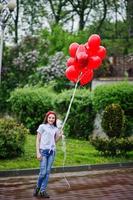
xmin=36 ymin=149 xmax=55 ymax=192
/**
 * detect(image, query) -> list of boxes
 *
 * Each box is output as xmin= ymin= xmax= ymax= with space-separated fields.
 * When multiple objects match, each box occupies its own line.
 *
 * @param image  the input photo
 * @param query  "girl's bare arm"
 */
xmin=36 ymin=132 xmax=42 ymax=160
xmin=55 ymin=130 xmax=64 ymax=142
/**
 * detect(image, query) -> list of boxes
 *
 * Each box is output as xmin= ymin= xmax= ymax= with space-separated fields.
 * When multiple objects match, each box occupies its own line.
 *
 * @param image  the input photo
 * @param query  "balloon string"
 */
xmin=61 ymin=135 xmax=70 ymax=188
xmin=61 ymin=78 xmax=79 ymax=131
xmin=60 ymin=73 xmax=81 ymax=189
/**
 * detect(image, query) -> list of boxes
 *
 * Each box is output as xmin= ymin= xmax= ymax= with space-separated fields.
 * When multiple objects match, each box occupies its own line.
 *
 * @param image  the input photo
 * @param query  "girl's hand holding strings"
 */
xmin=56 ymin=130 xmax=64 ymax=142
xmin=60 ymin=130 xmax=65 ymax=139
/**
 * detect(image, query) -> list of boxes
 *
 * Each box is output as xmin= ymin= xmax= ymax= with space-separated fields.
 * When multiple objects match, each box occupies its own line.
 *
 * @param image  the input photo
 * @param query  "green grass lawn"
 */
xmin=0 ymin=134 xmax=133 ymax=170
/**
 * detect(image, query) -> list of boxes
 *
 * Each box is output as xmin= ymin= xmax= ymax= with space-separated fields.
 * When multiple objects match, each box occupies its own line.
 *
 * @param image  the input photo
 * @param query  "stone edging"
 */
xmin=0 ymin=162 xmax=133 ymax=177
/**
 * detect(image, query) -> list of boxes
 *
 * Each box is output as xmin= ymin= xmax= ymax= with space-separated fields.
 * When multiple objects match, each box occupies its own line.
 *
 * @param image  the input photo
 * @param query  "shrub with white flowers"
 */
xmin=28 ymin=52 xmax=71 ymax=91
xmin=13 ymin=50 xmax=39 ymax=72
xmin=37 ymin=52 xmax=67 ymax=82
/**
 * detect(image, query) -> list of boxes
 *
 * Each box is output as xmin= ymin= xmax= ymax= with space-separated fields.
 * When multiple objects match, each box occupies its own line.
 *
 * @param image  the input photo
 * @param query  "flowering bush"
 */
xmin=13 ymin=50 xmax=39 ymax=72
xmin=37 ymin=52 xmax=67 ymax=82
xmin=1 ymin=46 xmax=40 ymax=113
xmin=28 ymin=52 xmax=69 ymax=91
xmin=11 ymin=50 xmax=39 ymax=86
xmin=17 ymin=35 xmax=49 ymax=66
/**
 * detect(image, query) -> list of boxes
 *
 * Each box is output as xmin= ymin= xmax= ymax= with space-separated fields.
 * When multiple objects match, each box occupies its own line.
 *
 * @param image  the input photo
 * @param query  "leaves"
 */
xmin=0 ymin=118 xmax=29 ymax=158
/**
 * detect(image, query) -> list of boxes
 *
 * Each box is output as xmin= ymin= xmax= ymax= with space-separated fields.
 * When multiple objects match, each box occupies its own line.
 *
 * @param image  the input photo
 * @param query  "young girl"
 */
xmin=33 ymin=111 xmax=63 ymax=198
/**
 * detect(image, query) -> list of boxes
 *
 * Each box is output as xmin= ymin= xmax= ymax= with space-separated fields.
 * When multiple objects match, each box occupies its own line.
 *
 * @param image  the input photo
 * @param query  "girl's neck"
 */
xmin=47 ymin=123 xmax=54 ymax=126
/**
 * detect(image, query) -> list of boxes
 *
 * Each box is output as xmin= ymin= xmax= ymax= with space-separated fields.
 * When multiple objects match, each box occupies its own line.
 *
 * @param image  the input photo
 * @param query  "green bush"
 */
xmin=93 ymin=82 xmax=133 ymax=114
xmin=53 ymin=88 xmax=95 ymax=139
xmin=0 ymin=86 xmax=8 ymax=113
xmin=8 ymin=87 xmax=56 ymax=134
xmin=93 ymin=82 xmax=133 ymax=135
xmin=0 ymin=118 xmax=29 ymax=158
xmin=125 ymin=117 xmax=133 ymax=136
xmin=101 ymin=104 xmax=125 ymax=138
xmin=90 ymin=136 xmax=133 ymax=156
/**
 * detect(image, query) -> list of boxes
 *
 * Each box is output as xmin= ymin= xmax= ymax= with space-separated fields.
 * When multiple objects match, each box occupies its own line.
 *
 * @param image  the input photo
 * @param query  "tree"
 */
xmin=92 ymin=0 xmax=124 ymax=36
xmin=14 ymin=0 xmax=19 ymax=44
xmin=126 ymin=0 xmax=133 ymax=37
xmin=47 ymin=0 xmax=70 ymax=23
xmin=45 ymin=0 xmax=77 ymax=32
xmin=21 ymin=0 xmax=46 ymax=35
xmin=94 ymin=0 xmax=108 ymax=33
xmin=7 ymin=0 xmax=46 ymax=43
xmin=67 ymin=0 xmax=119 ymax=32
xmin=68 ymin=0 xmax=93 ymax=30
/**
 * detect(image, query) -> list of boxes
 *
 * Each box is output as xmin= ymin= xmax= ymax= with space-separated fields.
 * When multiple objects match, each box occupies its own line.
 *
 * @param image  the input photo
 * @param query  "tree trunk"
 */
xmin=79 ymin=12 xmax=85 ymax=30
xmin=14 ymin=0 xmax=19 ymax=44
xmin=126 ymin=0 xmax=133 ymax=37
xmin=96 ymin=0 xmax=107 ymax=33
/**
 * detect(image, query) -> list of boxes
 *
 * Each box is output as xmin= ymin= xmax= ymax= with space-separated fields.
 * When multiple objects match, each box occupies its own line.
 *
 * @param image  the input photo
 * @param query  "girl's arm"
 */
xmin=36 ymin=132 xmax=42 ymax=160
xmin=55 ymin=130 xmax=64 ymax=142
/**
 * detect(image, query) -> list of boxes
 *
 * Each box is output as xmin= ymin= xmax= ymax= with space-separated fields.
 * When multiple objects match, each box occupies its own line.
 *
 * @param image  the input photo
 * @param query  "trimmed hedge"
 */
xmin=101 ymin=104 xmax=125 ymax=138
xmin=9 ymin=87 xmax=95 ymax=139
xmin=0 ymin=117 xmax=29 ymax=158
xmin=8 ymin=87 xmax=56 ymax=133
xmin=90 ymin=136 xmax=133 ymax=156
xmin=93 ymin=82 xmax=133 ymax=136
xmin=93 ymin=82 xmax=133 ymax=115
xmin=53 ymin=88 xmax=95 ymax=139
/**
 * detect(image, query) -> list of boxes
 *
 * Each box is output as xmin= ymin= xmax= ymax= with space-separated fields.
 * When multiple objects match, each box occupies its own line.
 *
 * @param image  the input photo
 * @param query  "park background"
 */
xmin=0 ymin=0 xmax=133 ymax=170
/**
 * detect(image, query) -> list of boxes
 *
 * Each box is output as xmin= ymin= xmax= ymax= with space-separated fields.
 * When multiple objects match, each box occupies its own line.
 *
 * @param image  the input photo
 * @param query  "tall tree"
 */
xmin=5 ymin=0 xmax=46 ymax=43
xmin=126 ymin=0 xmax=133 ymax=37
xmin=95 ymin=0 xmax=108 ymax=33
xmin=46 ymin=0 xmax=72 ymax=26
xmin=68 ymin=0 xmax=93 ymax=30
xmin=14 ymin=0 xmax=19 ymax=43
xmin=21 ymin=0 xmax=46 ymax=35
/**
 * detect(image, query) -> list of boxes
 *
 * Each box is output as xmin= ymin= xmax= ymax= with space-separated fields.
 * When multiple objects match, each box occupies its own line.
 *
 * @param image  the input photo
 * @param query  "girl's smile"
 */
xmin=47 ymin=114 xmax=56 ymax=125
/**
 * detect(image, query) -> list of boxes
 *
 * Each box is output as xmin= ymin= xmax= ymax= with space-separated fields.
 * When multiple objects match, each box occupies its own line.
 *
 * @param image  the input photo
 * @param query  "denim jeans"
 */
xmin=36 ymin=149 xmax=55 ymax=192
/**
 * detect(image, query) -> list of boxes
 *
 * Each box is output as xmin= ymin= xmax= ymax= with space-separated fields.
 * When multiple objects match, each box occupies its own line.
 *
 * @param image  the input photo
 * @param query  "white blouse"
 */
xmin=37 ymin=123 xmax=59 ymax=150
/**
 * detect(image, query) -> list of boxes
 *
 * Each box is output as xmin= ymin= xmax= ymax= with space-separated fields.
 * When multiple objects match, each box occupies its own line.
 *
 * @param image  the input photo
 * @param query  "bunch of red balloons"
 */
xmin=65 ymin=34 xmax=107 ymax=85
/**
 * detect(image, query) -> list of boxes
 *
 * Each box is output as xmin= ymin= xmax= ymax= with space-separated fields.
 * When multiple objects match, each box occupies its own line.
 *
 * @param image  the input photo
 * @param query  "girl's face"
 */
xmin=47 ymin=114 xmax=56 ymax=125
